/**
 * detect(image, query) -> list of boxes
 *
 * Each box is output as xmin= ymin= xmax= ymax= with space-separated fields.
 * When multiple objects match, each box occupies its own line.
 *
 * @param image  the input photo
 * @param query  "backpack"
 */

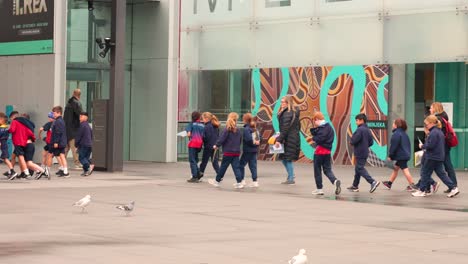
xmin=441 ymin=118 xmax=458 ymax=147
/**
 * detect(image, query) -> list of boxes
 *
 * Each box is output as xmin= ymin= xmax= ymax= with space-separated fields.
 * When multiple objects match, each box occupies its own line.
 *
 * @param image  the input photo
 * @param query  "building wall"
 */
xmin=0 ymin=0 xmax=67 ymax=161
xmin=129 ymin=0 xmax=178 ymax=162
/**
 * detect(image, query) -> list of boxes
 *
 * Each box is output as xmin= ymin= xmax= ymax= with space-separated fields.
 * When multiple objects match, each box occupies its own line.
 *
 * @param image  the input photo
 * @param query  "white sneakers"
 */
xmin=208 ymin=179 xmax=220 ymax=187
xmin=249 ymin=181 xmax=259 ymax=188
xmin=234 ymin=183 xmax=245 ymax=189
xmin=447 ymin=187 xmax=460 ymax=198
xmin=311 ymin=189 xmax=324 ymax=195
xmin=411 ymin=190 xmax=427 ymax=197
xmin=412 ymin=187 xmax=460 ymax=198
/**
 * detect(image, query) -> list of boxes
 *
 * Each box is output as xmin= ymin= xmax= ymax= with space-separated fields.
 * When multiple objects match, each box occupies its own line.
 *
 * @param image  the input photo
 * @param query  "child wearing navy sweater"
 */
xmin=412 ymin=115 xmax=459 ymax=198
xmin=347 ymin=113 xmax=380 ymax=193
xmin=208 ymin=112 xmax=243 ymax=189
xmin=198 ymin=112 xmax=220 ymax=180
xmin=186 ymin=111 xmax=205 ymax=183
xmin=382 ymin=118 xmax=417 ymax=191
xmin=75 ymin=112 xmax=94 ymax=176
xmin=310 ymin=112 xmax=341 ymax=195
xmin=239 ymin=113 xmax=260 ymax=187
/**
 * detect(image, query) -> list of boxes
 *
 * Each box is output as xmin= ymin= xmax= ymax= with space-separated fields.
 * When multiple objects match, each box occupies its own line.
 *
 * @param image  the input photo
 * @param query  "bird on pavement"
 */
xmin=116 ymin=201 xmax=135 ymax=216
xmin=288 ymin=249 xmax=307 ymax=264
xmin=73 ymin=194 xmax=91 ymax=213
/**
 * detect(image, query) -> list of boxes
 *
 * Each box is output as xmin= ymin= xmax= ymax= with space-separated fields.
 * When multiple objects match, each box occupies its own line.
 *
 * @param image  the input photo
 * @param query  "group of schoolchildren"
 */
xmin=185 ymin=101 xmax=461 ymax=198
xmin=0 ymin=106 xmax=94 ymax=181
xmin=185 ymin=111 xmax=260 ymax=189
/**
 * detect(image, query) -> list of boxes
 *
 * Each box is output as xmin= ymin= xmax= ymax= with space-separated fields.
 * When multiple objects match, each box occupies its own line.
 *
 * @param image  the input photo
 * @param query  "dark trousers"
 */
xmin=78 ymin=146 xmax=92 ymax=172
xmin=239 ymin=152 xmax=257 ymax=181
xmin=188 ymin=147 xmax=201 ymax=177
xmin=419 ymin=159 xmax=455 ymax=191
xmin=353 ymin=158 xmax=375 ymax=187
xmin=199 ymin=148 xmax=219 ymax=175
xmin=216 ymin=155 xmax=242 ymax=183
xmin=314 ymin=154 xmax=337 ymax=189
xmin=444 ymin=149 xmax=457 ymax=186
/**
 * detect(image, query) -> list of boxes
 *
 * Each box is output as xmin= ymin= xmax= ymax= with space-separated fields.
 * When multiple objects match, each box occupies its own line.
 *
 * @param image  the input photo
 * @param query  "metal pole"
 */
xmin=108 ymin=0 xmax=126 ymax=172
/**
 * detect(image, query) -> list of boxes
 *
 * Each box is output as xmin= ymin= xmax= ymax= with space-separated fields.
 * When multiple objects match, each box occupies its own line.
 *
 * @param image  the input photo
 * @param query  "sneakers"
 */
xmin=233 ymin=180 xmax=246 ymax=186
xmin=208 ymin=179 xmax=220 ymax=187
xmin=58 ymin=172 xmax=70 ymax=178
xmin=234 ymin=182 xmax=245 ymax=189
xmin=447 ymin=187 xmax=460 ymax=198
xmin=56 ymin=170 xmax=64 ymax=176
xmin=83 ymin=170 xmax=93 ymax=176
xmin=8 ymin=172 xmax=18 ymax=180
xmin=35 ymin=168 xmax=49 ymax=180
xmin=3 ymin=171 xmax=10 ymax=177
xmin=197 ymin=172 xmax=204 ymax=180
xmin=382 ymin=181 xmax=392 ymax=190
xmin=443 ymin=188 xmax=451 ymax=194
xmin=412 ymin=190 xmax=427 ymax=197
xmin=312 ymin=189 xmax=324 ymax=195
xmin=334 ymin=180 xmax=341 ymax=195
xmin=347 ymin=186 xmax=359 ymax=192
xmin=406 ymin=184 xmax=418 ymax=192
xmin=432 ymin=182 xmax=441 ymax=194
xmin=370 ymin=181 xmax=380 ymax=193
xmin=249 ymin=181 xmax=259 ymax=188
xmin=187 ymin=177 xmax=199 ymax=183
xmin=281 ymin=180 xmax=295 ymax=185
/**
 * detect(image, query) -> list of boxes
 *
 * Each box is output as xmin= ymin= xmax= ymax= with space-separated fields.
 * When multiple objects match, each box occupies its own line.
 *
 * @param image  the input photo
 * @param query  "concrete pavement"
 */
xmin=0 ymin=161 xmax=467 ymax=263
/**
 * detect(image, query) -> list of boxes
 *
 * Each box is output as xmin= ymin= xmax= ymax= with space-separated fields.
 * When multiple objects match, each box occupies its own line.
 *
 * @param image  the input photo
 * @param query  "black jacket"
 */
xmin=388 ymin=128 xmax=411 ymax=161
xmin=276 ymin=107 xmax=301 ymax=161
xmin=311 ymin=122 xmax=334 ymax=150
xmin=64 ymin=96 xmax=83 ymax=140
xmin=350 ymin=123 xmax=373 ymax=159
xmin=51 ymin=116 xmax=67 ymax=148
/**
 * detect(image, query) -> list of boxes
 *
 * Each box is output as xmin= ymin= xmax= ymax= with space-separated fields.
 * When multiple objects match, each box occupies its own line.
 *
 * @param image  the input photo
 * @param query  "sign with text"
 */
xmin=0 ymin=0 xmax=54 ymax=55
xmin=367 ymin=120 xmax=387 ymax=130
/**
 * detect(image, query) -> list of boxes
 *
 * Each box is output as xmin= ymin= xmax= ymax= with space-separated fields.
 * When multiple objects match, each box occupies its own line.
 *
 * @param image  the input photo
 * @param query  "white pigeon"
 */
xmin=288 ymin=249 xmax=307 ymax=264
xmin=73 ymin=194 xmax=91 ymax=213
xmin=116 ymin=201 xmax=135 ymax=216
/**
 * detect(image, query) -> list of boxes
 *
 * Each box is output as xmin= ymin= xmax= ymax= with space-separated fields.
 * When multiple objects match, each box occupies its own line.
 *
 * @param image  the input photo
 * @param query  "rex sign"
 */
xmin=0 ymin=0 xmax=54 ymax=56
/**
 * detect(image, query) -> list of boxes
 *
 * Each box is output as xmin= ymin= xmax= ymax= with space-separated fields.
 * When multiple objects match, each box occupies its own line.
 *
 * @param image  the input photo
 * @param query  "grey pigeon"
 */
xmin=288 ymin=249 xmax=307 ymax=264
xmin=116 ymin=201 xmax=135 ymax=216
xmin=73 ymin=194 xmax=91 ymax=213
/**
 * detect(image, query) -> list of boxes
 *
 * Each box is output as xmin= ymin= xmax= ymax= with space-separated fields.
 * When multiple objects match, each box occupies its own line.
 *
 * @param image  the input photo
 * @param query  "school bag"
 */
xmin=441 ymin=118 xmax=458 ymax=147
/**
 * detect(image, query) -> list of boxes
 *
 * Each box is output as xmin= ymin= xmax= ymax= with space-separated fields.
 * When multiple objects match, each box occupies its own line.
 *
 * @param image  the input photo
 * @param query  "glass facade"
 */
xmin=179 ymin=0 xmax=468 ymax=166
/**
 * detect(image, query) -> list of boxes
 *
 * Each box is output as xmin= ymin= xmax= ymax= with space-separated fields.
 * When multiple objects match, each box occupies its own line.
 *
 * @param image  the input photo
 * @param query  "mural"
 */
xmin=252 ymin=65 xmax=390 ymax=165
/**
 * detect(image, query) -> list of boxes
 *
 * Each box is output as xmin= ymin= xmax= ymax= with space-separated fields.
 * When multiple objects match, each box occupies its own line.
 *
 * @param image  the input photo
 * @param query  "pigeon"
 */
xmin=116 ymin=201 xmax=135 ymax=216
xmin=73 ymin=194 xmax=91 ymax=213
xmin=288 ymin=249 xmax=307 ymax=264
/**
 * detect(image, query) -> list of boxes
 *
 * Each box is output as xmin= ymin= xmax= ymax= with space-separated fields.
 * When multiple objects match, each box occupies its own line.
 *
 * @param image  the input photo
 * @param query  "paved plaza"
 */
xmin=1 ymin=161 xmax=468 ymax=263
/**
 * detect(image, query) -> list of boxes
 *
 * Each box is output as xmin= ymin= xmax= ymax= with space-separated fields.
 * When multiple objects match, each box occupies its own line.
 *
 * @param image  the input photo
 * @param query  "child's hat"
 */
xmin=47 ymin=112 xmax=54 ymax=119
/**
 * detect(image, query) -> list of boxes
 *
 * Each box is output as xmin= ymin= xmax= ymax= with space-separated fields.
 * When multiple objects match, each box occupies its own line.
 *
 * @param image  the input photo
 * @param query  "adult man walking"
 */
xmin=64 ymin=89 xmax=83 ymax=169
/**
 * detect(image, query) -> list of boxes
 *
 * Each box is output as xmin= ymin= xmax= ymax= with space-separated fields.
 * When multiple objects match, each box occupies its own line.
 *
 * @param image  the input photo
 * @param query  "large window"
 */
xmin=179 ymin=69 xmax=251 ymax=121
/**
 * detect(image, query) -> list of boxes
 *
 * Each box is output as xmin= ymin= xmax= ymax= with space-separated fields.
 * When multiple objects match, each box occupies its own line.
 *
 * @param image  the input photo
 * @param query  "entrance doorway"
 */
xmin=414 ymin=63 xmax=434 ymax=152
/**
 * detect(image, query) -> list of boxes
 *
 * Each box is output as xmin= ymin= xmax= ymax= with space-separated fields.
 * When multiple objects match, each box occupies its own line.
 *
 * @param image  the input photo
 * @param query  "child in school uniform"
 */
xmin=208 ymin=112 xmax=243 ymax=189
xmin=197 ymin=112 xmax=220 ymax=180
xmin=239 ymin=113 xmax=260 ymax=187
xmin=186 ymin=111 xmax=205 ymax=183
xmin=347 ymin=113 xmax=380 ymax=193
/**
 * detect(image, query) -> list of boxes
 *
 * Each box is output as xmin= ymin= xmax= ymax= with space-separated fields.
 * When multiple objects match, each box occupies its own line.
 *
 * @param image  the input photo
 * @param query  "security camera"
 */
xmin=88 ymin=0 xmax=94 ymax=11
xmin=95 ymin=38 xmax=105 ymax=49
xmin=104 ymin=37 xmax=115 ymax=47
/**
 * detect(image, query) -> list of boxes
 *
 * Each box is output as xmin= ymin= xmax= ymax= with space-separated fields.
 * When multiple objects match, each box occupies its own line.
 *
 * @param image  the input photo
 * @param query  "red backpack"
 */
xmin=441 ymin=118 xmax=458 ymax=147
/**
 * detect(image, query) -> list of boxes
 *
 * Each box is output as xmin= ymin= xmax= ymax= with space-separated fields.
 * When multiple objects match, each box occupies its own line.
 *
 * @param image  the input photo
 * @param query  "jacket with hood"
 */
xmin=8 ymin=117 xmax=36 ymax=147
